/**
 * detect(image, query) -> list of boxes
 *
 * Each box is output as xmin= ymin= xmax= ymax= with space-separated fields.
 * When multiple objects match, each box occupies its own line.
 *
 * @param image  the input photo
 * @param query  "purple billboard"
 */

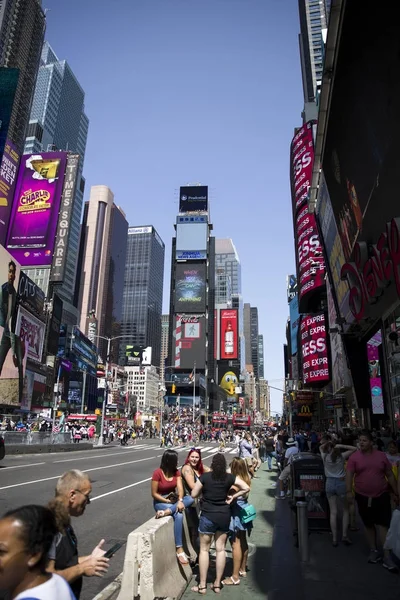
xmin=6 ymin=152 xmax=67 ymax=267
xmin=0 ymin=140 xmax=19 ymax=246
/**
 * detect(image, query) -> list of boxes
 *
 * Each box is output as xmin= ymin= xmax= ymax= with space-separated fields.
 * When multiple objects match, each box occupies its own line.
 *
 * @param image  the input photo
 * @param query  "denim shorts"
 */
xmin=325 ymin=476 xmax=346 ymax=498
xmin=198 ymin=514 xmax=229 ymax=535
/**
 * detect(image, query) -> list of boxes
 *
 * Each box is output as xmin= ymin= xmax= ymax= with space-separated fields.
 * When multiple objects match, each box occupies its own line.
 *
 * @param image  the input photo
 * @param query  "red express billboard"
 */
xmin=301 ymin=313 xmax=330 ymax=384
xmin=296 ymin=204 xmax=326 ymax=312
xmin=220 ymin=309 xmax=238 ymax=360
xmin=6 ymin=152 xmax=67 ymax=267
xmin=290 ymin=121 xmax=315 ymax=213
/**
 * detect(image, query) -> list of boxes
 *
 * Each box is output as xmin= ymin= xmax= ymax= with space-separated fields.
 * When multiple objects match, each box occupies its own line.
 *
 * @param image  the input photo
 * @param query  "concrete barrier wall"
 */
xmin=117 ymin=513 xmax=195 ymax=600
xmin=6 ymin=442 xmax=93 ymax=455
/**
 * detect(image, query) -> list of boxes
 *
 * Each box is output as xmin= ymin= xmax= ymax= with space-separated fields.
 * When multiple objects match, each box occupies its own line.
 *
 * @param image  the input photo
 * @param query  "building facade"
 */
xmin=76 ymin=185 xmax=128 ymax=361
xmin=244 ymin=303 xmax=260 ymax=379
xmin=215 ymin=238 xmax=241 ymax=301
xmin=160 ymin=314 xmax=169 ymax=382
xmin=258 ymin=334 xmax=264 ymax=379
xmin=125 ymin=365 xmax=159 ymax=411
xmin=120 ymin=226 xmax=165 ymax=368
xmin=0 ymin=0 xmax=45 ymax=154
xmin=23 ymin=42 xmax=89 ymax=324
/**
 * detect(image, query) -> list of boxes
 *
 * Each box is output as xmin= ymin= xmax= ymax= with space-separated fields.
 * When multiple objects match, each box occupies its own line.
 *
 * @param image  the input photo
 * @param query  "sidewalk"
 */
xmin=182 ymin=464 xmax=303 ymax=600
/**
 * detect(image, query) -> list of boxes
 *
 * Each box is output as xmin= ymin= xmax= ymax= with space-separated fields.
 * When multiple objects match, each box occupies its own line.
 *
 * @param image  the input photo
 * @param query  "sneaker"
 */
xmin=368 ymin=550 xmax=382 ymax=564
xmin=275 ymin=492 xmax=285 ymax=499
xmin=383 ymin=556 xmax=398 ymax=573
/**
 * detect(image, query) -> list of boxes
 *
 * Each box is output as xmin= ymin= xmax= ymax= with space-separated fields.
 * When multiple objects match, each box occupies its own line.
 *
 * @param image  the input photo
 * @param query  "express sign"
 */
xmin=296 ymin=205 xmax=326 ymax=311
xmin=301 ymin=313 xmax=330 ymax=384
xmin=291 ymin=122 xmax=315 ymax=212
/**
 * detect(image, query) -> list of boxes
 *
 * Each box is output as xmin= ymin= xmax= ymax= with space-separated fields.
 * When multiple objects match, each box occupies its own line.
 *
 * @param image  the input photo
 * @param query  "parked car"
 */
xmin=0 ymin=433 xmax=5 ymax=460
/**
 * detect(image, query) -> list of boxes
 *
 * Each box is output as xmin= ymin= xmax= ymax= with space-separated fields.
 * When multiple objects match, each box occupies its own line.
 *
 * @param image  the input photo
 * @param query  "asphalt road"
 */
xmin=0 ymin=439 xmax=239 ymax=599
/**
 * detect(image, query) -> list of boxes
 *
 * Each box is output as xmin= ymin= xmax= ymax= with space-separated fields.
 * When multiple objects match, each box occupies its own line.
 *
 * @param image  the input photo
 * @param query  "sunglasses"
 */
xmin=75 ymin=489 xmax=91 ymax=504
xmin=190 ymin=448 xmax=201 ymax=453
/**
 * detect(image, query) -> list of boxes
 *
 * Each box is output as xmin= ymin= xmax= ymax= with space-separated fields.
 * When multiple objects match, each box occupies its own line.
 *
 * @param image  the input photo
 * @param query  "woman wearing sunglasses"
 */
xmin=182 ymin=448 xmax=210 ymax=552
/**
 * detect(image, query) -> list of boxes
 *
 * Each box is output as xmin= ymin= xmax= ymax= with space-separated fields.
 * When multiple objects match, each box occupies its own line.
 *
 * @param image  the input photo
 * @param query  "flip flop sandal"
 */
xmin=155 ymin=510 xmax=166 ymax=518
xmin=222 ymin=577 xmax=240 ymax=585
xmin=176 ymin=552 xmax=189 ymax=565
xmin=191 ymin=585 xmax=207 ymax=595
xmin=239 ymin=570 xmax=247 ymax=577
xmin=211 ymin=584 xmax=222 ymax=593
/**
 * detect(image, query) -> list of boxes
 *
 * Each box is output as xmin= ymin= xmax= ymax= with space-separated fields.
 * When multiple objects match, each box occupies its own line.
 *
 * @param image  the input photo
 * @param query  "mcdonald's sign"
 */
xmin=298 ymin=404 xmax=312 ymax=417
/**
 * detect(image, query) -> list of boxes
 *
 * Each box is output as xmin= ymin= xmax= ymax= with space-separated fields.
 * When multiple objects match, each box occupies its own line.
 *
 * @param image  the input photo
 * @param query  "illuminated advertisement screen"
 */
xmin=71 ymin=326 xmax=97 ymax=376
xmin=174 ymin=314 xmax=206 ymax=369
xmin=220 ymin=309 xmax=238 ymax=360
xmin=6 ymin=152 xmax=67 ymax=266
xmin=296 ymin=205 xmax=326 ymax=313
xmin=300 ymin=313 xmax=330 ymax=384
xmin=15 ymin=306 xmax=45 ymax=363
xmin=367 ymin=330 xmax=384 ymax=414
xmin=289 ymin=295 xmax=300 ymax=355
xmin=174 ymin=262 xmax=206 ymax=313
xmin=0 ymin=140 xmax=19 ymax=246
xmin=179 ymin=185 xmax=208 ymax=213
xmin=176 ymin=222 xmax=207 ymax=260
xmin=290 ymin=121 xmax=315 ymax=213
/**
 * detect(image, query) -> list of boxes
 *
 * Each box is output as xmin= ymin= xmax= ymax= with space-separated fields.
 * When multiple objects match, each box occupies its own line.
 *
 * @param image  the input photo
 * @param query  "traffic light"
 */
xmin=172 ymin=384 xmax=176 ymax=394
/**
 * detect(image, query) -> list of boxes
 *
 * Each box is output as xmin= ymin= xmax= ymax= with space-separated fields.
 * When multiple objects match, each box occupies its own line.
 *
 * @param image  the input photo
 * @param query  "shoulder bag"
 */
xmin=239 ymin=502 xmax=257 ymax=523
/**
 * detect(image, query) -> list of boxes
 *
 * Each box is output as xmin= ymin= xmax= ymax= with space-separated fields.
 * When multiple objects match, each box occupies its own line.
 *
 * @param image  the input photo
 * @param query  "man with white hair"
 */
xmin=276 ymin=438 xmax=299 ymax=499
xmin=47 ymin=469 xmax=109 ymax=599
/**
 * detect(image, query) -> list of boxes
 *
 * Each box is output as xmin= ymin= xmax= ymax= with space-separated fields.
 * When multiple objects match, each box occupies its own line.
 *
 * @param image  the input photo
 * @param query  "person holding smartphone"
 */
xmin=151 ymin=449 xmax=194 ymax=565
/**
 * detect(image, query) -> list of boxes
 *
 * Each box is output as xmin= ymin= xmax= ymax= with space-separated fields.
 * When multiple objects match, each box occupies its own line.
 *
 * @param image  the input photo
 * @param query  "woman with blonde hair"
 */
xmin=223 ymin=458 xmax=253 ymax=585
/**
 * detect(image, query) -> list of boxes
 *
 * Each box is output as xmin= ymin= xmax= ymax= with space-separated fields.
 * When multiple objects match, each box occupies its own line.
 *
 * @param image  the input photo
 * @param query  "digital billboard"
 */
xmin=179 ymin=185 xmax=208 ymax=213
xmin=220 ymin=309 xmax=238 ymax=360
xmin=15 ymin=306 xmax=45 ymax=363
xmin=174 ymin=262 xmax=206 ymax=313
xmin=326 ymin=278 xmax=351 ymax=394
xmin=0 ymin=140 xmax=19 ymax=246
xmin=71 ymin=326 xmax=97 ymax=376
xmin=0 ymin=246 xmax=26 ymax=406
xmin=174 ymin=314 xmax=206 ymax=369
xmin=367 ymin=331 xmax=384 ymax=415
xmin=289 ymin=295 xmax=300 ymax=355
xmin=321 ymin=3 xmax=400 ymax=327
xmin=290 ymin=121 xmax=315 ymax=213
xmin=296 ymin=204 xmax=326 ymax=313
xmin=6 ymin=152 xmax=67 ymax=266
xmin=301 ymin=313 xmax=330 ymax=384
xmin=17 ymin=270 xmax=45 ymax=317
xmin=176 ymin=222 xmax=208 ymax=260
xmin=50 ymin=153 xmax=79 ymax=283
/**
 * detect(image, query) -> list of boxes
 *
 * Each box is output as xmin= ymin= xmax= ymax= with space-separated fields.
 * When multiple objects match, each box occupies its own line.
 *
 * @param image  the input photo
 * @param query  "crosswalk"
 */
xmin=121 ymin=443 xmax=239 ymax=457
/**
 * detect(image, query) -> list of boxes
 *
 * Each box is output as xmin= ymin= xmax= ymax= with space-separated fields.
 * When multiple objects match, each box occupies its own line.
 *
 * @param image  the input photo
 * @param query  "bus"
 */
xmin=232 ymin=414 xmax=252 ymax=431
xmin=212 ymin=413 xmax=228 ymax=430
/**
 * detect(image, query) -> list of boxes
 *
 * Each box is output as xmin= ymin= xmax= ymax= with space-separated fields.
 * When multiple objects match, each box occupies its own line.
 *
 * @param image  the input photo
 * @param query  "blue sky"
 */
xmin=44 ymin=0 xmax=303 ymax=413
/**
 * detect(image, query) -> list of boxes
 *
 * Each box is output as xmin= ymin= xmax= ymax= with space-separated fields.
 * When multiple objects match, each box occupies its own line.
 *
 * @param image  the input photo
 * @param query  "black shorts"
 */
xmin=355 ymin=492 xmax=392 ymax=528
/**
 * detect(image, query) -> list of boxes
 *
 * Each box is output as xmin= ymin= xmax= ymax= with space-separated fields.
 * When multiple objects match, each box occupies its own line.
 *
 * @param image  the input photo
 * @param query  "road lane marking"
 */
xmin=91 ymin=477 xmax=152 ymax=501
xmin=0 ymin=462 xmax=46 ymax=470
xmin=53 ymin=446 xmax=150 ymax=463
xmin=0 ymin=456 xmax=158 ymax=491
xmin=207 ymin=448 xmax=219 ymax=454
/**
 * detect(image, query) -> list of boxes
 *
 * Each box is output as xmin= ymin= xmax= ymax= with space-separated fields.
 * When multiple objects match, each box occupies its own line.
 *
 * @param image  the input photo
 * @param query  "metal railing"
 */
xmin=2 ymin=431 xmax=72 ymax=445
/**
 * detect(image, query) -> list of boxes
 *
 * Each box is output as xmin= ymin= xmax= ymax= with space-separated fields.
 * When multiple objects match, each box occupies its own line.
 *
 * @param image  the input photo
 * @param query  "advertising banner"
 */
xmin=6 ymin=152 xmax=67 ymax=266
xmin=289 ymin=295 xmax=300 ymax=355
xmin=71 ymin=326 xmax=97 ymax=376
xmin=367 ymin=331 xmax=384 ymax=414
xmin=87 ymin=315 xmax=98 ymax=345
xmin=0 ymin=139 xmax=19 ymax=246
xmin=17 ymin=270 xmax=45 ymax=316
xmin=326 ymin=278 xmax=351 ymax=394
xmin=179 ymin=186 xmax=208 ymax=213
xmin=50 ymin=153 xmax=79 ymax=283
xmin=176 ymin=222 xmax=207 ymax=260
xmin=174 ymin=314 xmax=206 ymax=369
xmin=287 ymin=274 xmax=297 ymax=303
xmin=300 ymin=313 xmax=330 ymax=384
xmin=296 ymin=205 xmax=326 ymax=312
xmin=290 ymin=121 xmax=315 ymax=213
xmin=0 ymin=246 xmax=26 ymax=406
xmin=174 ymin=262 xmax=206 ymax=313
xmin=220 ymin=309 xmax=238 ymax=360
xmin=15 ymin=306 xmax=45 ymax=363
xmin=321 ymin=3 xmax=400 ymax=327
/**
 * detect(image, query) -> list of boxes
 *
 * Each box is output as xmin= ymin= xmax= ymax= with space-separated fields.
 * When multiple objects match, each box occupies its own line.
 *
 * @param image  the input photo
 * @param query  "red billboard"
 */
xmin=290 ymin=121 xmax=315 ymax=213
xmin=300 ymin=313 xmax=330 ymax=384
xmin=220 ymin=309 xmax=238 ymax=360
xmin=296 ymin=204 xmax=326 ymax=312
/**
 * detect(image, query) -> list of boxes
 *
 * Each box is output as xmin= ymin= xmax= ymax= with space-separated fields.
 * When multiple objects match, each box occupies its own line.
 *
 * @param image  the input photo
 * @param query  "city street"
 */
xmin=0 ymin=440 xmax=237 ymax=600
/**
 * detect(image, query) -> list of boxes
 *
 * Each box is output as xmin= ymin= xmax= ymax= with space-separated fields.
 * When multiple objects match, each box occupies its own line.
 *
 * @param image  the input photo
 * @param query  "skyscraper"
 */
xmin=23 ymin=42 xmax=89 ymax=323
xmin=244 ymin=303 xmax=260 ymax=380
xmin=120 ymin=226 xmax=165 ymax=368
xmin=258 ymin=334 xmax=264 ymax=379
xmin=215 ymin=238 xmax=241 ymax=302
xmin=76 ymin=185 xmax=128 ymax=360
xmin=0 ymin=0 xmax=45 ymax=154
xmin=298 ymin=0 xmax=329 ymax=105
